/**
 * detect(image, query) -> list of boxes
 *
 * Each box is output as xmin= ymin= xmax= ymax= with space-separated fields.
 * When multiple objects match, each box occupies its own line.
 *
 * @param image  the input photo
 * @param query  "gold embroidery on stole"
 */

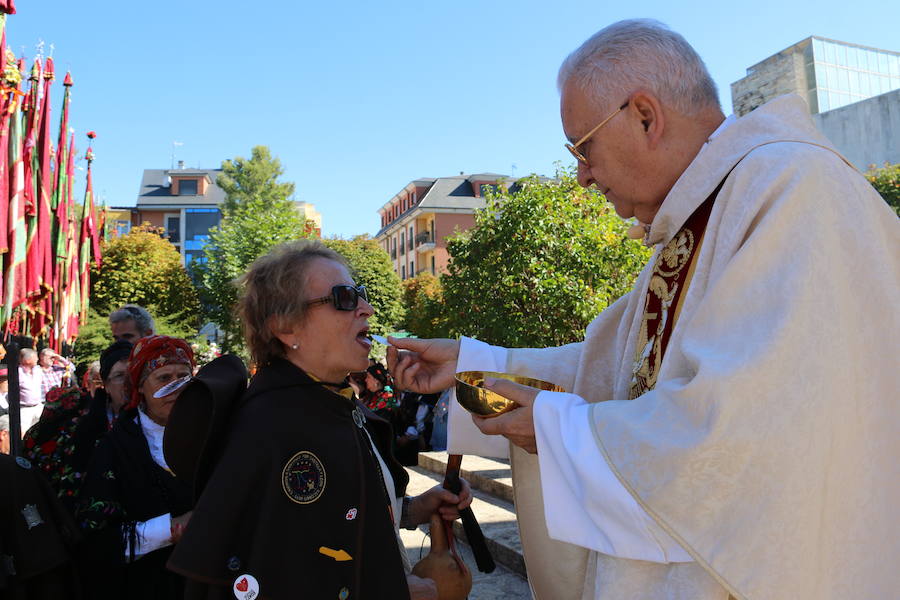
xmin=630 ymin=194 xmax=716 ymax=400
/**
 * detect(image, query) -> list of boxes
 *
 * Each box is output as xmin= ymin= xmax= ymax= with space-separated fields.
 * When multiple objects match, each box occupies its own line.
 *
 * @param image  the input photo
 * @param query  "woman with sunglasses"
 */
xmin=169 ymin=240 xmax=472 ymax=600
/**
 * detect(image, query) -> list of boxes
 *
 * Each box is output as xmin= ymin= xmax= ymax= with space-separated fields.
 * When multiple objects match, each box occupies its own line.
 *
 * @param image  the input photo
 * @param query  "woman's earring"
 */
xmin=291 ymin=343 xmax=298 ymax=350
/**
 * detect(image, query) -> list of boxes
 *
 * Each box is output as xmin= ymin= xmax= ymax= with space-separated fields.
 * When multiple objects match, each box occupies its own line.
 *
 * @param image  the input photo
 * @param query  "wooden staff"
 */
xmin=4 ymin=337 xmax=23 ymax=456
xmin=442 ymin=454 xmax=495 ymax=573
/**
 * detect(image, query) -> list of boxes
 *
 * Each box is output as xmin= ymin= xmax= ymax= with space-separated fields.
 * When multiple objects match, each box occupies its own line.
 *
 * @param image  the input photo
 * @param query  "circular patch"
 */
xmin=281 ymin=451 xmax=326 ymax=504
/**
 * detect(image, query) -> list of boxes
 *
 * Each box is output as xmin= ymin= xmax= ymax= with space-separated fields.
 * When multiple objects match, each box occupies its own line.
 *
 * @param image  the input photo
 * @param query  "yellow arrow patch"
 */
xmin=318 ymin=546 xmax=353 ymax=562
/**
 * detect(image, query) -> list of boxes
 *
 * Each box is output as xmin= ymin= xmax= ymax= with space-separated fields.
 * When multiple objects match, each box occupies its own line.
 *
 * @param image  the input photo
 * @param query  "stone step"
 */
xmin=417 ymin=451 xmax=514 ymax=504
xmin=405 ymin=462 xmax=527 ymax=579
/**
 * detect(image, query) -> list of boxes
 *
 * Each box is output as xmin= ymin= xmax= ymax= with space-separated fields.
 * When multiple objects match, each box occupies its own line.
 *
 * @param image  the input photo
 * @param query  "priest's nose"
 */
xmin=576 ymin=160 xmax=596 ymax=189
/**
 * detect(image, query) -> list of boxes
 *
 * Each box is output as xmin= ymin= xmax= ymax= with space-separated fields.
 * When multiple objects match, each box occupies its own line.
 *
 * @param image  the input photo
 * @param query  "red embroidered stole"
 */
xmin=629 ymin=189 xmax=719 ymax=400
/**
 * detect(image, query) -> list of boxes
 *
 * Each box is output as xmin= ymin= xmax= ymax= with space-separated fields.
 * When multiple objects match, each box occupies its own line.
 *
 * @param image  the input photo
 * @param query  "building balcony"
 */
xmin=415 ymin=231 xmax=435 ymax=252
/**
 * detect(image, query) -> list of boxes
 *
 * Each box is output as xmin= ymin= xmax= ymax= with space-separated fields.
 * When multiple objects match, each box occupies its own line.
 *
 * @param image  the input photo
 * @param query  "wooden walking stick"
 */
xmin=442 ymin=454 xmax=496 ymax=573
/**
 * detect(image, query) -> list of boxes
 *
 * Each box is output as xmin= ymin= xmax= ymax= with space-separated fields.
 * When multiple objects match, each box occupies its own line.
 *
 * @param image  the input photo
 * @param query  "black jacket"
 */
xmin=168 ymin=358 xmax=411 ymax=600
xmin=76 ymin=408 xmax=193 ymax=600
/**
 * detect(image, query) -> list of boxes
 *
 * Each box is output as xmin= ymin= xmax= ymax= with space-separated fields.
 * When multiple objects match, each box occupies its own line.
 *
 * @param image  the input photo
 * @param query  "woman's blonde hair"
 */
xmin=236 ymin=239 xmax=346 ymax=366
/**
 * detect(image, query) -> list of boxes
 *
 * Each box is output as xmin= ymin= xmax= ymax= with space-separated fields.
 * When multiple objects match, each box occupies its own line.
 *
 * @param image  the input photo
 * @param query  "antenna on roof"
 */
xmin=171 ymin=141 xmax=184 ymax=169
xmin=511 ymin=163 xmax=517 ymax=177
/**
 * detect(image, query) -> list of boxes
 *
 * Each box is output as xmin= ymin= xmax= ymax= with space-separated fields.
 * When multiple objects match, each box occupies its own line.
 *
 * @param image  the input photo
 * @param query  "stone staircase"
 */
xmin=401 ymin=451 xmax=531 ymax=599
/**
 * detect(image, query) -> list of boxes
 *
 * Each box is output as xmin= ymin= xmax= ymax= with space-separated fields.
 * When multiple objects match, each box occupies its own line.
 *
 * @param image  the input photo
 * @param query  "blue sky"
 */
xmin=8 ymin=0 xmax=897 ymax=237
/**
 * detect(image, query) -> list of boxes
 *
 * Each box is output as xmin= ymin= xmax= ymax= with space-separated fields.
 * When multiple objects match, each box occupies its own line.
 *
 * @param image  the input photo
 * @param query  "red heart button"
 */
xmin=236 ymin=577 xmax=249 ymax=592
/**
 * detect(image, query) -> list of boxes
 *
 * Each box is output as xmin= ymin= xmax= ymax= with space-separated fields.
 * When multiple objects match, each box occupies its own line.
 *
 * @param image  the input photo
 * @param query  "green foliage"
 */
xmin=400 ymin=272 xmax=448 ymax=339
xmin=323 ymin=236 xmax=405 ymax=335
xmin=439 ymin=167 xmax=652 ymax=347
xmin=217 ymin=146 xmax=296 ymax=215
xmin=195 ymin=146 xmax=309 ymax=353
xmin=865 ymin=162 xmax=900 ymax=216
xmin=72 ymin=307 xmax=202 ymax=371
xmin=89 ymin=223 xmax=200 ymax=329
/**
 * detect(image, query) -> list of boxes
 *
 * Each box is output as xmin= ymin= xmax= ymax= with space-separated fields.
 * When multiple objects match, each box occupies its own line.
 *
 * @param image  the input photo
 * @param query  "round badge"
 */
xmin=281 ymin=451 xmax=326 ymax=504
xmin=233 ymin=573 xmax=259 ymax=599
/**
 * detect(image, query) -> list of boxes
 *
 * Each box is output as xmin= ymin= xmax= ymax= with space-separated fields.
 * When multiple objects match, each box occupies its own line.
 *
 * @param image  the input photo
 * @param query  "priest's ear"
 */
xmin=629 ymin=91 xmax=665 ymax=150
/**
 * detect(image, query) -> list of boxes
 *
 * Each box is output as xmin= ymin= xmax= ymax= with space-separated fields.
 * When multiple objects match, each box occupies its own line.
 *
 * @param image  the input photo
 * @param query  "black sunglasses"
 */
xmin=305 ymin=285 xmax=368 ymax=311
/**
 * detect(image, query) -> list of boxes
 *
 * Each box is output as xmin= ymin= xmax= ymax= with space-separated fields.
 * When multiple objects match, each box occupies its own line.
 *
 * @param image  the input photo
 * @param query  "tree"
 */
xmin=400 ymin=272 xmax=447 ymax=339
xmin=439 ymin=167 xmax=652 ymax=348
xmin=865 ymin=162 xmax=900 ymax=216
xmin=217 ymin=146 xmax=296 ymax=215
xmin=323 ymin=236 xmax=405 ymax=336
xmin=195 ymin=146 xmax=309 ymax=352
xmin=88 ymin=223 xmax=200 ymax=328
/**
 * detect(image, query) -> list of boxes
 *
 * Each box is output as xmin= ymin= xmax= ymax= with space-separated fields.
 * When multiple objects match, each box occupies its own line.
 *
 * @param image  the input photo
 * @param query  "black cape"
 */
xmin=76 ymin=408 xmax=193 ymax=600
xmin=168 ymin=359 xmax=411 ymax=600
xmin=0 ymin=454 xmax=82 ymax=599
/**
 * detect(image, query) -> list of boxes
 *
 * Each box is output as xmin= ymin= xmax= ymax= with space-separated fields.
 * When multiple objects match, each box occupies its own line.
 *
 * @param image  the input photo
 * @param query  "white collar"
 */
xmin=137 ymin=408 xmax=171 ymax=471
xmin=708 ymin=113 xmax=736 ymax=142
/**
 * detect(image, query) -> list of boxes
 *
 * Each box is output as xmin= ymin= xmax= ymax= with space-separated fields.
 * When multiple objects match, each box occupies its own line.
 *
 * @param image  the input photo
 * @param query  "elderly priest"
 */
xmin=388 ymin=18 xmax=900 ymax=600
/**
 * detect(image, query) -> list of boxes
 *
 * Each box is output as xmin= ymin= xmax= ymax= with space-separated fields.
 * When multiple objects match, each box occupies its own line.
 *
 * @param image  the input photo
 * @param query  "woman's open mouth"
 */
xmin=356 ymin=327 xmax=372 ymax=350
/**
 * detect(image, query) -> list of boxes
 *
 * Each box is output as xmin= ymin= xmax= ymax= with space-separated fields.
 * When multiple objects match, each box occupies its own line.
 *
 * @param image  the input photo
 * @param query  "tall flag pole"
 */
xmin=79 ymin=133 xmax=95 ymax=325
xmin=0 ymin=15 xmax=10 ymax=265
xmin=22 ymin=57 xmax=41 ymax=330
xmin=63 ymin=132 xmax=77 ymax=342
xmin=49 ymin=70 xmax=71 ymax=349
xmin=3 ymin=57 xmax=25 ymax=332
xmin=31 ymin=55 xmax=55 ymax=337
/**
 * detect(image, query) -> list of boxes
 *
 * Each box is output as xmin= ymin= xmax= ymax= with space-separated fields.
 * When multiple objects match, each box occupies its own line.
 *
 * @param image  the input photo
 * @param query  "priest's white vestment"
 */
xmin=447 ymin=94 xmax=900 ymax=600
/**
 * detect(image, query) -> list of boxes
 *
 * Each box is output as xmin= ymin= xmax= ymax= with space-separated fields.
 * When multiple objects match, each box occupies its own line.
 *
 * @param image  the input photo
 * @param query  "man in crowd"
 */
xmin=108 ymin=304 xmax=155 ymax=343
xmin=389 ymin=19 xmax=898 ymax=600
xmin=17 ymin=348 xmax=44 ymax=433
xmin=38 ymin=348 xmax=75 ymax=400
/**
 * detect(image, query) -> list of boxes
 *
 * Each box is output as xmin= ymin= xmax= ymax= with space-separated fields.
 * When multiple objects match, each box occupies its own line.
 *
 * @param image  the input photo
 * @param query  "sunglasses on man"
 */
xmin=305 ymin=285 xmax=369 ymax=311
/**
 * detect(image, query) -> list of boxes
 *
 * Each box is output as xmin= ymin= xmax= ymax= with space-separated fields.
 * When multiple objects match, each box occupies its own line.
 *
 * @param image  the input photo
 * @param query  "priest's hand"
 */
xmin=387 ymin=337 xmax=460 ymax=394
xmin=471 ymin=378 xmax=540 ymax=454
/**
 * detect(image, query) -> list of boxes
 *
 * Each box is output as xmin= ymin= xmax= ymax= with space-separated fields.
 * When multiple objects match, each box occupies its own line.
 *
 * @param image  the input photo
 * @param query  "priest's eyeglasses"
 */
xmin=565 ymin=101 xmax=629 ymax=166
xmin=306 ymin=285 xmax=368 ymax=311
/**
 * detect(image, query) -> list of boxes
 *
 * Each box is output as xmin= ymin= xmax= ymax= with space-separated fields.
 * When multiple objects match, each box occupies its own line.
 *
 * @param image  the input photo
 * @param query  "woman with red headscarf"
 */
xmin=76 ymin=336 xmax=195 ymax=600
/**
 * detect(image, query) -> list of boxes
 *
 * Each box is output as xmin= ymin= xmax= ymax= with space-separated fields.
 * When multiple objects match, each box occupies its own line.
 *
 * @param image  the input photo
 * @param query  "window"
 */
xmin=409 ymin=226 xmax=414 ymax=243
xmin=178 ymin=179 xmax=198 ymax=195
xmin=431 ymin=256 xmax=435 ymax=274
xmin=401 ymin=265 xmax=406 ymax=279
xmin=165 ymin=214 xmax=181 ymax=243
xmin=114 ymin=220 xmax=131 ymax=237
xmin=409 ymin=260 xmax=414 ymax=275
xmin=400 ymin=231 xmax=405 ymax=254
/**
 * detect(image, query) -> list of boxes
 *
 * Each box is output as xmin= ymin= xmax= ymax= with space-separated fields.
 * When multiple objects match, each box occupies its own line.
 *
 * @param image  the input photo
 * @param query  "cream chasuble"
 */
xmin=447 ymin=94 xmax=900 ymax=600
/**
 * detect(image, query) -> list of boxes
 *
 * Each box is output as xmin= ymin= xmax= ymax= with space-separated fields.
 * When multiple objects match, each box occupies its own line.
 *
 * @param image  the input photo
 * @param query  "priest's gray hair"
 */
xmin=558 ymin=19 xmax=720 ymax=115
xmin=109 ymin=304 xmax=155 ymax=336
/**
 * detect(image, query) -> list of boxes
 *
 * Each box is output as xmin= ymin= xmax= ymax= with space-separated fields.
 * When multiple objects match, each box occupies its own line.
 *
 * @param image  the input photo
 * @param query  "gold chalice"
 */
xmin=454 ymin=371 xmax=566 ymax=418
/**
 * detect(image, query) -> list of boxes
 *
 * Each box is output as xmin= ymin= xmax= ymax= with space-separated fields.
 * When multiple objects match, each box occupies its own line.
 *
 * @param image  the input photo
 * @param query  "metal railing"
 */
xmin=415 ymin=231 xmax=434 ymax=245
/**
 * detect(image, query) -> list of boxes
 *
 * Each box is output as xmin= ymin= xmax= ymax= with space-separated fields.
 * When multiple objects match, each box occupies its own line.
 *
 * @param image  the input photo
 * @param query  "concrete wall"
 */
xmin=732 ymin=40 xmax=811 ymax=116
xmin=813 ymin=89 xmax=900 ymax=170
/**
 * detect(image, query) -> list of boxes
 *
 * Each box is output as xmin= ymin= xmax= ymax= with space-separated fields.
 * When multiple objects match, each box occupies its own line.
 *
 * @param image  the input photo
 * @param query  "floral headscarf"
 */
xmin=125 ymin=335 xmax=195 ymax=410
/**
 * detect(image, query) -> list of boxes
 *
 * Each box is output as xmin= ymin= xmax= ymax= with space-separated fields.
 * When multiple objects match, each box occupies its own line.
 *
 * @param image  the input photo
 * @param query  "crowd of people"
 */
xmin=1 ymin=241 xmax=468 ymax=600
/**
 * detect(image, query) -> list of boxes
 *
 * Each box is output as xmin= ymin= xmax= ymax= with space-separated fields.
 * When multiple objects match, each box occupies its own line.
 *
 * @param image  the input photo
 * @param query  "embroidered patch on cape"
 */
xmin=21 ymin=504 xmax=43 ymax=529
xmin=281 ymin=450 xmax=326 ymax=504
xmin=345 ymin=507 xmax=358 ymax=520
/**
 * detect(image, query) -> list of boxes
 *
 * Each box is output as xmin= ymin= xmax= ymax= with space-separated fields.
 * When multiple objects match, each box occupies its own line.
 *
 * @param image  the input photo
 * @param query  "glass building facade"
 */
xmin=183 ymin=207 xmax=221 ymax=268
xmin=807 ymin=37 xmax=900 ymax=113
